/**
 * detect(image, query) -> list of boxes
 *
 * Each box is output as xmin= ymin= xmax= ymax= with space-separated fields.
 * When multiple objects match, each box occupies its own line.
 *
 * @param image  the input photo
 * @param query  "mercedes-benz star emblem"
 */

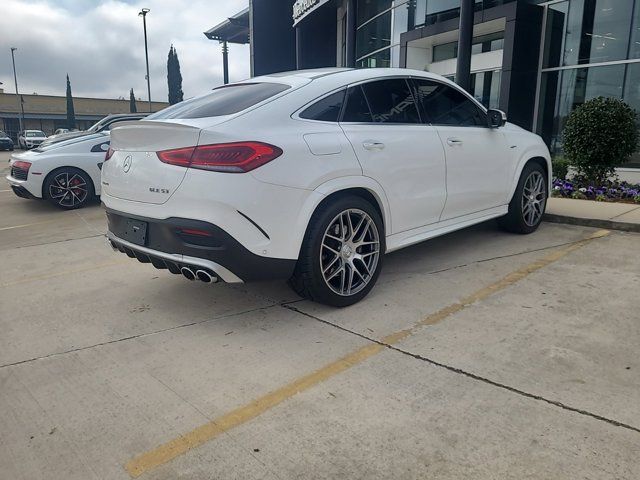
xmin=123 ymin=155 xmax=132 ymax=173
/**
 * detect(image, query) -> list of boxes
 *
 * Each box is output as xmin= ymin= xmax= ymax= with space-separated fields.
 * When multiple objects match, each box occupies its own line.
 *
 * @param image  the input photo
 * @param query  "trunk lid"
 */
xmin=102 ymin=121 xmax=202 ymax=205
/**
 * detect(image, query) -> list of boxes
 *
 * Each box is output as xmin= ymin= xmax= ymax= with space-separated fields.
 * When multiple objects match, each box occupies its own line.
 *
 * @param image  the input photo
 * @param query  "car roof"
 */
xmin=255 ymin=67 xmax=445 ymax=85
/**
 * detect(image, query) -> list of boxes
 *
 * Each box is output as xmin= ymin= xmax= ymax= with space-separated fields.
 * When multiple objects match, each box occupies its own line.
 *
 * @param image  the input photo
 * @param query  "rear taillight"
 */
xmin=105 ymin=147 xmax=115 ymax=161
xmin=13 ymin=161 xmax=31 ymax=171
xmin=157 ymin=142 xmax=282 ymax=173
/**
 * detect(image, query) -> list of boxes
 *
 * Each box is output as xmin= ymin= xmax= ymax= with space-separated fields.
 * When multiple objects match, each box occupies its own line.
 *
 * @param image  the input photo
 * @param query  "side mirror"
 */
xmin=487 ymin=109 xmax=507 ymax=128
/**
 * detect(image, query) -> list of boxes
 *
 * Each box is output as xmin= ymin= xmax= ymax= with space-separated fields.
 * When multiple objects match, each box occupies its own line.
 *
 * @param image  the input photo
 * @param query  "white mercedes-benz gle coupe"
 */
xmin=103 ymin=68 xmax=551 ymax=306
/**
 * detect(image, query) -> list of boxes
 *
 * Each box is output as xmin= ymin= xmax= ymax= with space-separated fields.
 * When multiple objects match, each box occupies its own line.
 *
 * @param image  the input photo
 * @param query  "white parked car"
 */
xmin=102 ymin=68 xmax=551 ymax=306
xmin=6 ymin=132 xmax=110 ymax=209
xmin=18 ymin=130 xmax=47 ymax=149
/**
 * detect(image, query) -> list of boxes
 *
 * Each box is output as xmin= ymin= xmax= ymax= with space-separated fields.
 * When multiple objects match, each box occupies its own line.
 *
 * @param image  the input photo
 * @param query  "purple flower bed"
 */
xmin=552 ymin=178 xmax=640 ymax=204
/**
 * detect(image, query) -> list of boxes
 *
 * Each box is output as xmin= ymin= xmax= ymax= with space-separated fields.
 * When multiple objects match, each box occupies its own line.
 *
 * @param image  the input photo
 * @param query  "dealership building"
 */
xmin=209 ymin=0 xmax=640 ymax=166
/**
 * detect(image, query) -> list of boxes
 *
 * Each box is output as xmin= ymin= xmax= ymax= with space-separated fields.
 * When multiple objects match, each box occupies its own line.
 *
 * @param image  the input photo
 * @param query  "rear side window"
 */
xmin=361 ymin=79 xmax=421 ymax=124
xmin=413 ymin=79 xmax=486 ymax=126
xmin=299 ymin=90 xmax=346 ymax=122
xmin=341 ymin=86 xmax=372 ymax=122
xmin=148 ymin=83 xmax=290 ymax=120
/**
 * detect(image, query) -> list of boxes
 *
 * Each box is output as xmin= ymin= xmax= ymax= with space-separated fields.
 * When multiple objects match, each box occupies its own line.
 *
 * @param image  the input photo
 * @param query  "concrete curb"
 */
xmin=543 ymin=213 xmax=640 ymax=233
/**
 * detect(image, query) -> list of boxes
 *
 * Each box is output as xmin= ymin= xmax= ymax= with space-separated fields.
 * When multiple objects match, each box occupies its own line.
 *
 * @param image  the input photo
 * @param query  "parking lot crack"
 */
xmin=283 ymin=303 xmax=640 ymax=436
xmin=0 ymin=304 xmax=282 ymax=370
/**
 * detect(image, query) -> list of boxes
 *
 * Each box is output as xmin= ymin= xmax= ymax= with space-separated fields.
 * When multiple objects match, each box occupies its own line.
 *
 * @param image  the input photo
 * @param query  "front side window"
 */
xmin=299 ymin=90 xmax=346 ymax=122
xmin=413 ymin=79 xmax=486 ymax=126
xmin=148 ymin=83 xmax=290 ymax=120
xmin=361 ymin=79 xmax=421 ymax=124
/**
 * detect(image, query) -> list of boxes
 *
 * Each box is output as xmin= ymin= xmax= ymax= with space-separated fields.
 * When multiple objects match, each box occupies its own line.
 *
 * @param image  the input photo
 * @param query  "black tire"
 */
xmin=43 ymin=167 xmax=95 ymax=210
xmin=289 ymin=195 xmax=385 ymax=307
xmin=498 ymin=162 xmax=548 ymax=234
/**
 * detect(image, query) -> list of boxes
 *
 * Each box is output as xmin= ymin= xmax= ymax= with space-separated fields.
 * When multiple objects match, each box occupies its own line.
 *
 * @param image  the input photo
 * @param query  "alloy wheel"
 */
xmin=49 ymin=172 xmax=88 ymax=208
xmin=320 ymin=208 xmax=380 ymax=296
xmin=521 ymin=171 xmax=546 ymax=227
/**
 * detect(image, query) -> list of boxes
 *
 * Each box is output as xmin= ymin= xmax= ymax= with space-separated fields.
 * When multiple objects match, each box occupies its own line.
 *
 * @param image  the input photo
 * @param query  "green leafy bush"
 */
xmin=551 ymin=156 xmax=570 ymax=180
xmin=562 ymin=97 xmax=638 ymax=185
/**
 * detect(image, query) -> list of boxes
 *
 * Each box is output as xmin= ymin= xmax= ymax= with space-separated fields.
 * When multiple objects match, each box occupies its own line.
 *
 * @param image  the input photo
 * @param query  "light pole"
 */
xmin=10 ymin=47 xmax=25 ymax=133
xmin=138 ymin=8 xmax=152 ymax=112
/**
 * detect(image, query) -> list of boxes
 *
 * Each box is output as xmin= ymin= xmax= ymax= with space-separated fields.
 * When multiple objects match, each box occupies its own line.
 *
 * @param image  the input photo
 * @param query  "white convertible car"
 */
xmin=102 ymin=68 xmax=551 ymax=306
xmin=6 ymin=132 xmax=110 ymax=209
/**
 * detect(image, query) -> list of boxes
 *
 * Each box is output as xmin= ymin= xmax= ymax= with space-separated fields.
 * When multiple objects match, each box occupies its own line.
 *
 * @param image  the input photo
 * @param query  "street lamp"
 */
xmin=138 ymin=8 xmax=152 ymax=112
xmin=10 ymin=47 xmax=26 ymax=133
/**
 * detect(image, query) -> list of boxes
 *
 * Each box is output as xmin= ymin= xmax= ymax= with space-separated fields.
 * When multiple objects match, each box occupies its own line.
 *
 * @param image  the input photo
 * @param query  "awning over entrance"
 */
xmin=204 ymin=8 xmax=250 ymax=44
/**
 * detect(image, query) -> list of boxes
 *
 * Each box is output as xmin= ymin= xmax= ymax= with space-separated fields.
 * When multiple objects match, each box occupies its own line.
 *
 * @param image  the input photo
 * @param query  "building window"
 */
xmin=357 ymin=0 xmax=393 ymax=26
xmin=471 ymin=70 xmax=501 ymax=109
xmin=356 ymin=10 xmax=392 ymax=59
xmin=537 ymin=64 xmax=626 ymax=152
xmin=432 ymin=31 xmax=504 ymax=62
xmin=356 ymin=47 xmax=391 ymax=67
xmin=537 ymin=0 xmax=640 ymax=160
xmin=411 ymin=0 xmax=516 ymax=29
xmin=543 ymin=0 xmax=634 ymax=68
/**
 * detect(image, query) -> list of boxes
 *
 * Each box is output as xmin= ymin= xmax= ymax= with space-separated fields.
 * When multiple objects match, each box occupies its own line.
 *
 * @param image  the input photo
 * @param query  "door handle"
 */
xmin=446 ymin=137 xmax=463 ymax=146
xmin=363 ymin=141 xmax=385 ymax=151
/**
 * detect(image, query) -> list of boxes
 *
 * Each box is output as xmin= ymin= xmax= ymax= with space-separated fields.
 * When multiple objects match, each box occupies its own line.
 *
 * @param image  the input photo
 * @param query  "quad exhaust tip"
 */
xmin=181 ymin=266 xmax=196 ymax=281
xmin=196 ymin=269 xmax=217 ymax=283
xmin=181 ymin=266 xmax=218 ymax=283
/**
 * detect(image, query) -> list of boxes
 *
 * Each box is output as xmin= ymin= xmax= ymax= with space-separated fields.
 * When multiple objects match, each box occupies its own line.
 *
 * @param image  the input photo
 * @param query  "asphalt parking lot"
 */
xmin=1 ymin=150 xmax=639 ymax=480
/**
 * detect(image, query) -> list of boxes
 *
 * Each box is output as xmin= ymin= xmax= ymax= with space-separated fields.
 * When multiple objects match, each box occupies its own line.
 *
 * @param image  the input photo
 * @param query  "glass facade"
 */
xmin=536 ymin=0 xmax=640 ymax=160
xmin=355 ymin=0 xmax=410 ymax=67
xmin=411 ymin=0 xmax=516 ymax=29
xmin=432 ymin=32 xmax=505 ymax=62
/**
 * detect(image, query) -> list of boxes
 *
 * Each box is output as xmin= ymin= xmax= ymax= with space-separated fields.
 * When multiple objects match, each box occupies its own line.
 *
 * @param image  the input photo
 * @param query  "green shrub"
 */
xmin=562 ymin=97 xmax=638 ymax=185
xmin=551 ymin=156 xmax=570 ymax=179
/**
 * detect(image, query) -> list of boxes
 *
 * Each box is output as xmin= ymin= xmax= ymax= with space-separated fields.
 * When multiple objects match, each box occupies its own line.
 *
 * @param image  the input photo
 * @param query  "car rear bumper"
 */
xmin=9 ymin=184 xmax=36 ymax=199
xmin=106 ymin=209 xmax=297 ymax=283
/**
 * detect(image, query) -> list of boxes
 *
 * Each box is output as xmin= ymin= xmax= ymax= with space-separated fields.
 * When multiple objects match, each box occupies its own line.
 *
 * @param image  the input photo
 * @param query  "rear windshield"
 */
xmin=147 ymin=83 xmax=290 ymax=120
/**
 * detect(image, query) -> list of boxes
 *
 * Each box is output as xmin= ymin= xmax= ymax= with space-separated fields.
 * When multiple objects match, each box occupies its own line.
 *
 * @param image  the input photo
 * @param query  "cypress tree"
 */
xmin=167 ymin=45 xmax=184 ymax=105
xmin=66 ymin=74 xmax=76 ymax=129
xmin=129 ymin=88 xmax=137 ymax=113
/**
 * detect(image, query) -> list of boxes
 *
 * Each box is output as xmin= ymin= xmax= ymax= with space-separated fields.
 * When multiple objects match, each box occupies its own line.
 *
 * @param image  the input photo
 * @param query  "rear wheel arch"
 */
xmin=293 ymin=186 xmax=388 ymax=264
xmin=315 ymin=188 xmax=385 ymax=230
xmin=42 ymin=166 xmax=96 ymax=199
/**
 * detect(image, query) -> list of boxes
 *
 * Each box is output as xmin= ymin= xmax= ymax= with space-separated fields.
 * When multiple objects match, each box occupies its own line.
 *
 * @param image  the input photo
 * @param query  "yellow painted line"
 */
xmin=0 ymin=260 xmax=129 ymax=288
xmin=124 ymin=229 xmax=610 ymax=478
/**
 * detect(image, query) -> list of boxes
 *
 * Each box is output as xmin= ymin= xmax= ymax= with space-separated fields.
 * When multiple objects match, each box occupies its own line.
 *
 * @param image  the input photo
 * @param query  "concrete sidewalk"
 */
xmin=545 ymin=197 xmax=640 ymax=232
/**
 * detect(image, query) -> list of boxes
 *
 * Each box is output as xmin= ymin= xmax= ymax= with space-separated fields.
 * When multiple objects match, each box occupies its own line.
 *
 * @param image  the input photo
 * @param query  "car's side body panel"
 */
xmin=98 ymin=67 xmax=551 ymax=289
xmin=6 ymin=134 xmax=109 ymax=198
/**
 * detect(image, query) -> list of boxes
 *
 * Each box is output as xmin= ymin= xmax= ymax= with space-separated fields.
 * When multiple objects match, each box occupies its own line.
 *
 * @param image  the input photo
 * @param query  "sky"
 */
xmin=0 ymin=0 xmax=250 ymax=102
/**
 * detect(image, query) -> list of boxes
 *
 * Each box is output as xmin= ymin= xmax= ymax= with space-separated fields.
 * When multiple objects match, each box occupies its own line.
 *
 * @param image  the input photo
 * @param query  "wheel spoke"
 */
xmin=320 ymin=208 xmax=380 ymax=297
xmin=345 ymin=212 xmax=354 ymax=240
xmin=322 ymin=244 xmax=341 ymax=256
xmin=345 ymin=263 xmax=355 ymax=295
xmin=327 ymin=265 xmax=344 ymax=282
xmin=323 ymin=255 xmax=340 ymax=274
